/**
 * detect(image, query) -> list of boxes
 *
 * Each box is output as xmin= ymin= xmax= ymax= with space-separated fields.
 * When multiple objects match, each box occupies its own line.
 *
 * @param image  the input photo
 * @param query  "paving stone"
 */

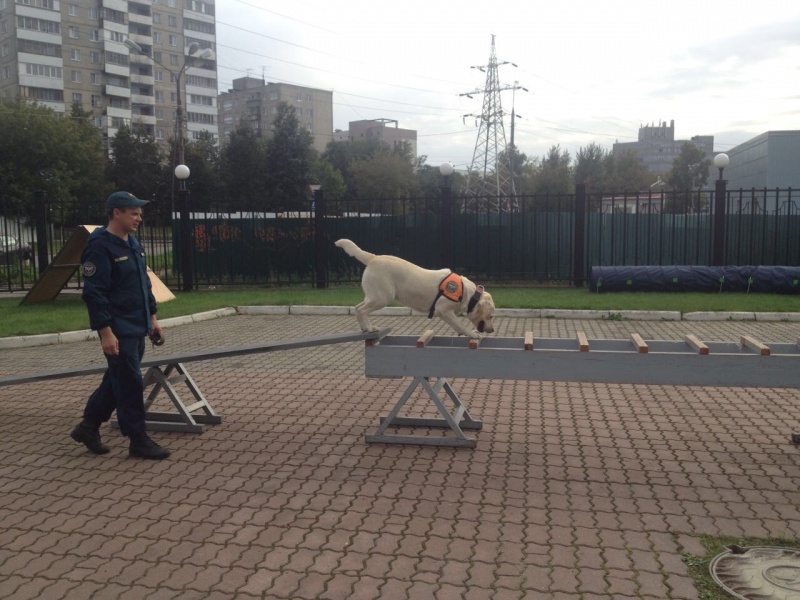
xmin=1 ymin=313 xmax=799 ymax=599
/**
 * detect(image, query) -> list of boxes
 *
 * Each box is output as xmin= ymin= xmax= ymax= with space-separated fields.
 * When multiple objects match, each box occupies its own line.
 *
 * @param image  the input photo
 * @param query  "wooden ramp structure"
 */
xmin=364 ymin=331 xmax=800 ymax=448
xmin=0 ymin=329 xmax=390 ymax=433
xmin=20 ymin=225 xmax=175 ymax=305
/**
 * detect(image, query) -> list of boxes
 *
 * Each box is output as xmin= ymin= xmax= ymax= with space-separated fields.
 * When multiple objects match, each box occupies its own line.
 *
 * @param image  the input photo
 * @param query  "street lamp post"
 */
xmin=174 ymin=164 xmax=193 ymax=291
xmin=712 ymin=153 xmax=730 ymax=267
xmin=124 ymin=38 xmax=214 ymax=291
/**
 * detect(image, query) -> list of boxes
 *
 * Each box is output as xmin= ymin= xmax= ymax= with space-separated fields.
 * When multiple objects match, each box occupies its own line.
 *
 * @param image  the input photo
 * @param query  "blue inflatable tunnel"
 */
xmin=589 ymin=265 xmax=800 ymax=294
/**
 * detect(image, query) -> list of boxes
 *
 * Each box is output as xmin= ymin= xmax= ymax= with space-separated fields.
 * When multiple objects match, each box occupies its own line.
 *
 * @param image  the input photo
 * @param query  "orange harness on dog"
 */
xmin=428 ymin=272 xmax=483 ymax=319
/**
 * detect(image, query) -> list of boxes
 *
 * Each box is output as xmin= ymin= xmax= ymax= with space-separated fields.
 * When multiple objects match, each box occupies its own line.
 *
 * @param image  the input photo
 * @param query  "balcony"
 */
xmin=128 ymin=12 xmax=153 ymax=26
xmin=130 ymin=72 xmax=154 ymax=86
xmin=130 ymin=93 xmax=155 ymax=106
xmin=105 ymin=84 xmax=131 ymax=98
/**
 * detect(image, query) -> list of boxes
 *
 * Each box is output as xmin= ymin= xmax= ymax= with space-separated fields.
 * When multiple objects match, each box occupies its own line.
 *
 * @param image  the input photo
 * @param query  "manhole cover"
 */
xmin=710 ymin=546 xmax=800 ymax=599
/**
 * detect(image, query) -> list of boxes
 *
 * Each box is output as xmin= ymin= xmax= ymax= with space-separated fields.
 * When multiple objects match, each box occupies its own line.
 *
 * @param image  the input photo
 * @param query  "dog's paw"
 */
xmin=470 ymin=331 xmax=485 ymax=340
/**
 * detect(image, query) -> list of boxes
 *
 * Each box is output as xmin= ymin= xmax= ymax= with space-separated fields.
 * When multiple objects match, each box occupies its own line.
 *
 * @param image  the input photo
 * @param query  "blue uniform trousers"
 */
xmin=83 ymin=336 xmax=147 ymax=437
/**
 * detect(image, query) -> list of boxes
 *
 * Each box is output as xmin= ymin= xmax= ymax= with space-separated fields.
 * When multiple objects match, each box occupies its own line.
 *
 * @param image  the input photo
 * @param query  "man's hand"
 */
xmin=149 ymin=317 xmax=165 ymax=347
xmin=99 ymin=327 xmax=119 ymax=356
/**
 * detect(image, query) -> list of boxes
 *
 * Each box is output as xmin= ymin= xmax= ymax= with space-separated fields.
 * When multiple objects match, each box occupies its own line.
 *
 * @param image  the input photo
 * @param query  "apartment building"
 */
xmin=346 ymin=118 xmax=417 ymax=158
xmin=218 ymin=76 xmax=333 ymax=153
xmin=0 ymin=0 xmax=218 ymax=150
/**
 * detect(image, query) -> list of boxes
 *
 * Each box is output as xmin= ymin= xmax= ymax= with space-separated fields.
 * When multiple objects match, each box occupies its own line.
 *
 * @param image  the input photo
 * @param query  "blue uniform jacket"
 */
xmin=81 ymin=227 xmax=157 ymax=337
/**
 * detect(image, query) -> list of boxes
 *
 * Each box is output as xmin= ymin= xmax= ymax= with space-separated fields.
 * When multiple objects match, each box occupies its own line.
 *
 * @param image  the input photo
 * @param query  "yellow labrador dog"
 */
xmin=335 ymin=239 xmax=495 ymax=339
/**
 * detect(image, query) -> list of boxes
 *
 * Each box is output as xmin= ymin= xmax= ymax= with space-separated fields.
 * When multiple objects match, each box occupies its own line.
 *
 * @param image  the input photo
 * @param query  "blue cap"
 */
xmin=107 ymin=191 xmax=149 ymax=210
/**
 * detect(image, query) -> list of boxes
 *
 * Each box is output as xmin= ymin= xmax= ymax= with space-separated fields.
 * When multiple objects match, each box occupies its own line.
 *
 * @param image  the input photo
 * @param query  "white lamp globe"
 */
xmin=174 ymin=164 xmax=190 ymax=180
xmin=439 ymin=162 xmax=454 ymax=177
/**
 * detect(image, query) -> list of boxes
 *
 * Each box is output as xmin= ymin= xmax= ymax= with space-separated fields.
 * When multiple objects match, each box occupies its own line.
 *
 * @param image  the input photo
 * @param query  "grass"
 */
xmin=683 ymin=535 xmax=800 ymax=599
xmin=1 ymin=285 xmax=798 ymax=337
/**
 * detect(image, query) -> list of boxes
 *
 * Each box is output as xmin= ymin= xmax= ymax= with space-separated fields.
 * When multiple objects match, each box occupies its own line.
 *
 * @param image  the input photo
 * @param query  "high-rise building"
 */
xmin=345 ymin=119 xmax=417 ymax=158
xmin=0 ymin=0 xmax=218 ymax=151
xmin=218 ymin=77 xmax=333 ymax=153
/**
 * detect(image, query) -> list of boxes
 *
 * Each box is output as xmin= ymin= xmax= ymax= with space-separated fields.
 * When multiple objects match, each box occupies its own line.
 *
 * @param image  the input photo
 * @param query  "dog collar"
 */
xmin=428 ymin=272 xmax=463 ymax=319
xmin=467 ymin=286 xmax=484 ymax=314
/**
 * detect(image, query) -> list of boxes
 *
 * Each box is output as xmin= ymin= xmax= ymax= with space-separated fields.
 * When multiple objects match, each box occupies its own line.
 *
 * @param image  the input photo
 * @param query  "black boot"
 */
xmin=129 ymin=433 xmax=170 ymax=460
xmin=71 ymin=420 xmax=110 ymax=455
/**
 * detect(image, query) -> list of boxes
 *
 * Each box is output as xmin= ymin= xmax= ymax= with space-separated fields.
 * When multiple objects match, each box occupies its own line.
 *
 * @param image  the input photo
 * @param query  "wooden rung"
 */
xmin=576 ymin=332 xmax=589 ymax=352
xmin=416 ymin=330 xmax=435 ymax=348
xmin=630 ymin=333 xmax=649 ymax=353
xmin=469 ymin=338 xmax=480 ymax=350
xmin=741 ymin=335 xmax=770 ymax=356
xmin=524 ymin=331 xmax=534 ymax=351
xmin=684 ymin=334 xmax=709 ymax=355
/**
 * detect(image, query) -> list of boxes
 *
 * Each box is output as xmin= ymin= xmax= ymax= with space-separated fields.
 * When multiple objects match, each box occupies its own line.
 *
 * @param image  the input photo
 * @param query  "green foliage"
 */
xmin=264 ymin=102 xmax=316 ymax=213
xmin=181 ymin=131 xmax=221 ymax=211
xmin=219 ymin=123 xmax=268 ymax=211
xmin=107 ymin=124 xmax=166 ymax=202
xmin=0 ymin=98 xmax=106 ymax=207
xmin=668 ymin=142 xmax=712 ymax=192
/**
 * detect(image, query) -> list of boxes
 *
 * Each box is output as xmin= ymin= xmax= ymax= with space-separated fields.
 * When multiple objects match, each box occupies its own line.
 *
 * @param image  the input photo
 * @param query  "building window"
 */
xmin=168 ymin=15 xmax=177 ymax=27
xmin=152 ymin=13 xmax=161 ymax=24
xmin=70 ymin=49 xmax=81 ymax=61
xmin=155 ymin=109 xmax=164 ymax=119
xmin=109 ymin=31 xmax=124 ymax=42
xmin=90 ymin=51 xmax=101 ymax=63
xmin=88 ymin=7 xmax=98 ymax=20
xmin=90 ymin=29 xmax=100 ymax=42
xmin=307 ymin=108 xmax=312 ymax=117
xmin=169 ymin=53 xmax=178 ymax=66
xmin=295 ymin=92 xmax=302 ymax=101
xmin=68 ymin=4 xmax=78 ymax=16
xmin=167 ymin=0 xmax=176 ymax=6
xmin=154 ymin=71 xmax=163 ymax=81
xmin=69 ymin=26 xmax=79 ymax=39
xmin=168 ymin=34 xmax=177 ymax=46
xmin=270 ymin=91 xmax=277 ymax=100
xmin=154 ymin=51 xmax=163 ymax=63
xmin=155 ymin=90 xmax=164 ymax=101
xmin=91 ymin=95 xmax=101 ymax=107
xmin=90 ymin=72 xmax=101 ymax=85
xmin=154 ymin=32 xmax=162 ymax=44
xmin=70 ymin=70 xmax=81 ymax=83
xmin=1 ymin=44 xmax=7 ymax=58
xmin=305 ymin=94 xmax=312 ymax=102
xmin=2 ymin=67 xmax=9 ymax=80
xmin=72 ymin=92 xmax=82 ymax=103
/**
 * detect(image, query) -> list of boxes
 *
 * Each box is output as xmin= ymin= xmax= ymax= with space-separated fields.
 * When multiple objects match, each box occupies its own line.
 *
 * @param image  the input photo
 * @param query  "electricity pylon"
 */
xmin=461 ymin=35 xmax=518 ymax=213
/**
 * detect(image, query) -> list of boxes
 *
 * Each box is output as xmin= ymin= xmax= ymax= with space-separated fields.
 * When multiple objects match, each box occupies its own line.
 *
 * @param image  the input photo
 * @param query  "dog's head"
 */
xmin=467 ymin=288 xmax=495 ymax=334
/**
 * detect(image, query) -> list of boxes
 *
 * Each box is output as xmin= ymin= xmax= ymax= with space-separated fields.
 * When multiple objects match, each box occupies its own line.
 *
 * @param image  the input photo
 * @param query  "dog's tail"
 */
xmin=335 ymin=239 xmax=375 ymax=266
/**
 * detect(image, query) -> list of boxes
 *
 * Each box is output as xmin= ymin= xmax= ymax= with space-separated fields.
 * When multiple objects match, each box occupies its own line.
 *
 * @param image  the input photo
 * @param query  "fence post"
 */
xmin=313 ymin=187 xmax=327 ymax=289
xmin=33 ymin=190 xmax=49 ymax=273
xmin=712 ymin=178 xmax=728 ymax=266
xmin=573 ymin=183 xmax=586 ymax=287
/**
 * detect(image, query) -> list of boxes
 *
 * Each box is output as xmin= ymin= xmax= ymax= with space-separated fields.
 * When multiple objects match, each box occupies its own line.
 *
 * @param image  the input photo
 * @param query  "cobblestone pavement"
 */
xmin=1 ymin=313 xmax=799 ymax=599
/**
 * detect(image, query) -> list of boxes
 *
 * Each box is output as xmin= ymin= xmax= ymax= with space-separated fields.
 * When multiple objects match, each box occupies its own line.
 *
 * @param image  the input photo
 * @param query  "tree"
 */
xmin=533 ymin=145 xmax=573 ymax=196
xmin=219 ymin=123 xmax=267 ymax=211
xmin=263 ymin=102 xmax=316 ymax=213
xmin=574 ymin=143 xmax=609 ymax=194
xmin=107 ymin=124 xmax=166 ymax=203
xmin=180 ymin=131 xmax=221 ymax=212
xmin=610 ymin=150 xmax=652 ymax=192
xmin=666 ymin=142 xmax=712 ymax=213
xmin=349 ymin=146 xmax=416 ymax=212
xmin=668 ymin=143 xmax=711 ymax=191
xmin=0 ymin=99 xmax=106 ymax=211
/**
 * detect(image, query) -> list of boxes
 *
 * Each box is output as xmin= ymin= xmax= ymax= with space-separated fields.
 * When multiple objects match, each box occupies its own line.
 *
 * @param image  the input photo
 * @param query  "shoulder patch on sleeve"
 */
xmin=83 ymin=262 xmax=97 ymax=277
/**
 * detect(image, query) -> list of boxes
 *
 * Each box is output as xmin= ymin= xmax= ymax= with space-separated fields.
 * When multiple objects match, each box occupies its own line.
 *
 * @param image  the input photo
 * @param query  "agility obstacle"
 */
xmin=363 ymin=331 xmax=800 ymax=447
xmin=0 ymin=329 xmax=390 ymax=433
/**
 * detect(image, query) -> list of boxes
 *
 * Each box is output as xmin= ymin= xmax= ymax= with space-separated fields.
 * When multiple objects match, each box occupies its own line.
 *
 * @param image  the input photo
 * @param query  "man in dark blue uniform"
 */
xmin=71 ymin=191 xmax=170 ymax=460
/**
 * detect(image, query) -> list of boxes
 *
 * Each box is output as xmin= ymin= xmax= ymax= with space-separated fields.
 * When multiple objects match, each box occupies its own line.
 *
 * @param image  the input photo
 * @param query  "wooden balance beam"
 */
xmin=0 ymin=329 xmax=391 ymax=433
xmin=364 ymin=332 xmax=800 ymax=448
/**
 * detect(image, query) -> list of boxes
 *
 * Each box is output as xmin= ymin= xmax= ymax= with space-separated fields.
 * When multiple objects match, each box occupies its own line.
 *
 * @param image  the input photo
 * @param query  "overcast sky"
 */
xmin=214 ymin=0 xmax=800 ymax=169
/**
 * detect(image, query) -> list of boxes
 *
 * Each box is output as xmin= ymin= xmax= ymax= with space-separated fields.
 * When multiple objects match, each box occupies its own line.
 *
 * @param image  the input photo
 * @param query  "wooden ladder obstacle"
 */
xmin=363 ymin=331 xmax=800 ymax=448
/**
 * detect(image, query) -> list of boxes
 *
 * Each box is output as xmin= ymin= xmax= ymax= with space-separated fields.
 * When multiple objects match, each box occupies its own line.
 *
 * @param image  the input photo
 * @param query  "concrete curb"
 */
xmin=3 ymin=306 xmax=798 ymax=349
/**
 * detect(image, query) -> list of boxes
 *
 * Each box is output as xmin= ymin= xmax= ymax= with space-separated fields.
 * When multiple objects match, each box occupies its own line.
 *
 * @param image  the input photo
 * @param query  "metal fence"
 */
xmin=2 ymin=185 xmax=798 ymax=294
